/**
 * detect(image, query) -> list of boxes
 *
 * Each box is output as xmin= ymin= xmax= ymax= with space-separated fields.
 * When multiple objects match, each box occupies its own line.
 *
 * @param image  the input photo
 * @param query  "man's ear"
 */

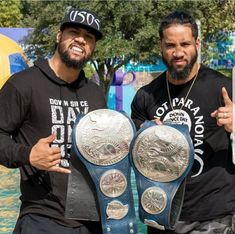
xmin=56 ymin=31 xmax=62 ymax=44
xmin=196 ymin=37 xmax=201 ymax=51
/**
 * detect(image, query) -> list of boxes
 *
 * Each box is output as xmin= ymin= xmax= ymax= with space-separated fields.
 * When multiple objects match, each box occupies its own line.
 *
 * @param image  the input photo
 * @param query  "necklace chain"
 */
xmin=166 ymin=68 xmax=199 ymax=112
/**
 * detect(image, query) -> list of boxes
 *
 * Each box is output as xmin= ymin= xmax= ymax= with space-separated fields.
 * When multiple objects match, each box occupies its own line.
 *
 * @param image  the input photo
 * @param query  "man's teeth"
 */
xmin=72 ymin=47 xmax=83 ymax=53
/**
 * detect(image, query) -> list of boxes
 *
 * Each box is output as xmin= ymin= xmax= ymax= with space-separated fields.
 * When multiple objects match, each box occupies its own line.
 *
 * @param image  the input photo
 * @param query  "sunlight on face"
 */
xmin=57 ymin=27 xmax=96 ymax=69
xmin=161 ymin=24 xmax=200 ymax=80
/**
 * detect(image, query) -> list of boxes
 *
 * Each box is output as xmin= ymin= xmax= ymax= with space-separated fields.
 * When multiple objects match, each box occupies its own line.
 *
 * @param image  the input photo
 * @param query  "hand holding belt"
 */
xmin=71 ymin=109 xmax=138 ymax=234
xmin=130 ymin=121 xmax=194 ymax=230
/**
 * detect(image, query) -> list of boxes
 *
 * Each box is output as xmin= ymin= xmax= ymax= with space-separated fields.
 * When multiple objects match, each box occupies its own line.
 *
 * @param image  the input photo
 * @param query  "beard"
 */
xmin=57 ymin=41 xmax=89 ymax=69
xmin=163 ymin=50 xmax=198 ymax=81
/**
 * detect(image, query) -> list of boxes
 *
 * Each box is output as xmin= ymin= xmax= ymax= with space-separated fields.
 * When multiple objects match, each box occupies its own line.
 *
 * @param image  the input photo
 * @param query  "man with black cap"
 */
xmin=0 ymin=8 xmax=106 ymax=234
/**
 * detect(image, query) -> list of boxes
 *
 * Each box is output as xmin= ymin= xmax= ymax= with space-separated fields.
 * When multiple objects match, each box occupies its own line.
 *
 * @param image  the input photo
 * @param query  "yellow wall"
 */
xmin=0 ymin=34 xmax=30 ymax=89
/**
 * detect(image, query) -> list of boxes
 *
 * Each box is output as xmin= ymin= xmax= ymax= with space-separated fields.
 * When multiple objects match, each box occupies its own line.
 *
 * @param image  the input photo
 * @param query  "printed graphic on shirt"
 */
xmin=164 ymin=109 xmax=192 ymax=130
xmin=49 ymin=98 xmax=89 ymax=168
xmin=154 ymin=97 xmax=204 ymax=177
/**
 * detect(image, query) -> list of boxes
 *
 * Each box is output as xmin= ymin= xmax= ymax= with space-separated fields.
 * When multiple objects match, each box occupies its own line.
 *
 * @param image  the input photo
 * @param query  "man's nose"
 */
xmin=74 ymin=35 xmax=86 ymax=44
xmin=173 ymin=47 xmax=184 ymax=57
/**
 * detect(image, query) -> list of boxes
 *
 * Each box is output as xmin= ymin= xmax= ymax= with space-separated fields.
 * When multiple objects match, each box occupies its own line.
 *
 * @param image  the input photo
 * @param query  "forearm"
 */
xmin=0 ymin=131 xmax=31 ymax=168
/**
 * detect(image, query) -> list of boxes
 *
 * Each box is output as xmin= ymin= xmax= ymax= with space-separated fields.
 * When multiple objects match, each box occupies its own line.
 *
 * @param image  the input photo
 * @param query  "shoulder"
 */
xmin=199 ymin=65 xmax=232 ymax=90
xmin=0 ymin=67 xmax=38 ymax=106
xmin=198 ymin=64 xmax=232 ymax=98
xmin=199 ymin=65 xmax=231 ymax=84
xmin=137 ymin=72 xmax=166 ymax=96
xmin=1 ymin=65 xmax=41 ymax=97
xmin=7 ymin=65 xmax=41 ymax=87
xmin=81 ymin=78 xmax=106 ymax=106
xmin=132 ymin=72 xmax=166 ymax=110
xmin=85 ymin=78 xmax=104 ymax=94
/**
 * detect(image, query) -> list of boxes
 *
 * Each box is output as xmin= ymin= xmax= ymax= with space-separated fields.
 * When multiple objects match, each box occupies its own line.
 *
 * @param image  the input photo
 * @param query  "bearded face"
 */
xmin=161 ymin=24 xmax=199 ymax=81
xmin=57 ymin=27 xmax=96 ymax=69
xmin=162 ymin=49 xmax=198 ymax=80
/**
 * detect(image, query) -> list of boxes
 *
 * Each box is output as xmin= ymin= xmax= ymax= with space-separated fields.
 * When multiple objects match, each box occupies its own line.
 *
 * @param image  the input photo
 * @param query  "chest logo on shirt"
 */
xmin=163 ymin=109 xmax=192 ymax=131
xmin=49 ymin=98 xmax=89 ymax=168
xmin=154 ymin=98 xmax=205 ymax=177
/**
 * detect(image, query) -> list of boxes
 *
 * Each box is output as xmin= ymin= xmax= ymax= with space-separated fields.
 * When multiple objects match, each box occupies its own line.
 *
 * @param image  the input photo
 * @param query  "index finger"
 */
xmin=222 ymin=87 xmax=232 ymax=106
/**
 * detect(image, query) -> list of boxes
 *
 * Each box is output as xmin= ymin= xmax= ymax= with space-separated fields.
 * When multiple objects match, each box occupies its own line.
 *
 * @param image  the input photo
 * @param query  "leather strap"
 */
xmin=65 ymin=152 xmax=100 ymax=221
xmin=71 ymin=110 xmax=138 ymax=234
xmin=130 ymin=121 xmax=194 ymax=230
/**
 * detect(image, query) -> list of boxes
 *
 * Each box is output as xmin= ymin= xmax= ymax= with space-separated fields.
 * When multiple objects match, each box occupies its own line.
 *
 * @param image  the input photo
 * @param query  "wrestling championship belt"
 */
xmin=130 ymin=121 xmax=194 ymax=230
xmin=71 ymin=109 xmax=138 ymax=234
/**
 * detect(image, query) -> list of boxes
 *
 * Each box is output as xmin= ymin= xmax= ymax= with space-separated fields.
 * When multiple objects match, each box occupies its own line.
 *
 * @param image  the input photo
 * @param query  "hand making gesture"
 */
xmin=211 ymin=87 xmax=233 ymax=133
xmin=29 ymin=134 xmax=71 ymax=173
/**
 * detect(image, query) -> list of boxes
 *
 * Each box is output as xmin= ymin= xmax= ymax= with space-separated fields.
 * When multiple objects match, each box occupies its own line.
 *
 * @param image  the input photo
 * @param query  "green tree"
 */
xmin=0 ymin=0 xmax=23 ymax=27
xmin=20 ymin=0 xmax=235 ymax=93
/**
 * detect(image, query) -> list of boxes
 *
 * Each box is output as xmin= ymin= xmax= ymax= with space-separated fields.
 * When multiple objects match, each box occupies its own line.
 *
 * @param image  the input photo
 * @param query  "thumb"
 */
xmin=41 ymin=133 xmax=56 ymax=144
xmin=222 ymin=87 xmax=232 ymax=106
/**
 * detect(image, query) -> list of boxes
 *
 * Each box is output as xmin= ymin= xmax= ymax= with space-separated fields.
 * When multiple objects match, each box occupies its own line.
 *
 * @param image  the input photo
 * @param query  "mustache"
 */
xmin=171 ymin=58 xmax=187 ymax=63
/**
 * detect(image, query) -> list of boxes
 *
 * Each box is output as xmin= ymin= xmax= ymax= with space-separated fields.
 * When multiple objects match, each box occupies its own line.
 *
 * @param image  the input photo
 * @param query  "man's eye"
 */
xmin=86 ymin=34 xmax=95 ymax=40
xmin=181 ymin=43 xmax=191 ymax=47
xmin=166 ymin=44 xmax=174 ymax=48
xmin=69 ymin=30 xmax=77 ymax=35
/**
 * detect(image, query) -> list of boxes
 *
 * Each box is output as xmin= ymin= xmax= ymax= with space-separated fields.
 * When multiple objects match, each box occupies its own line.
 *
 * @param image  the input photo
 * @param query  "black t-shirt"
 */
xmin=131 ymin=64 xmax=234 ymax=221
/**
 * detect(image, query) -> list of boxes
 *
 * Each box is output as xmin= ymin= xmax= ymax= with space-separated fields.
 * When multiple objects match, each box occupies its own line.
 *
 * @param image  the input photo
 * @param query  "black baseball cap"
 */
xmin=60 ymin=9 xmax=103 ymax=41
